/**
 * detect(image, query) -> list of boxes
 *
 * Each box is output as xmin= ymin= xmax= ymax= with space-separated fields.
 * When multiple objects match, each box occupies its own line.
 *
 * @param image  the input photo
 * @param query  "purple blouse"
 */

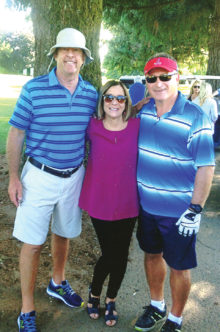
xmin=79 ymin=117 xmax=140 ymax=220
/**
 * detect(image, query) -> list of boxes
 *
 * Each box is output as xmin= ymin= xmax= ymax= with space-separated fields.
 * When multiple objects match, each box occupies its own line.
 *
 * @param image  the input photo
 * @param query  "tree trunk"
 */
xmin=207 ymin=0 xmax=220 ymax=90
xmin=30 ymin=0 xmax=102 ymax=89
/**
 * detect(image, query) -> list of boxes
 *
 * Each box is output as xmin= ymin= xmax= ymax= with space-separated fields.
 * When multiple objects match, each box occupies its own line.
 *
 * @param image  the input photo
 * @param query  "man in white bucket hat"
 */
xmin=48 ymin=27 xmax=93 ymax=65
xmin=7 ymin=27 xmax=98 ymax=331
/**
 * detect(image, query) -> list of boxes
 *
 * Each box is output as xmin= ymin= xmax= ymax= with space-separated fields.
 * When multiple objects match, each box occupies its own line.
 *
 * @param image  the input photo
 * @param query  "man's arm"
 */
xmin=132 ymin=97 xmax=150 ymax=114
xmin=7 ymin=126 xmax=25 ymax=207
xmin=191 ymin=165 xmax=215 ymax=207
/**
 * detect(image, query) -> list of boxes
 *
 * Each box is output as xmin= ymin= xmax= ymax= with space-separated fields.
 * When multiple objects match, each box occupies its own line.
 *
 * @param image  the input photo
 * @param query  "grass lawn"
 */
xmin=0 ymin=98 xmax=17 ymax=154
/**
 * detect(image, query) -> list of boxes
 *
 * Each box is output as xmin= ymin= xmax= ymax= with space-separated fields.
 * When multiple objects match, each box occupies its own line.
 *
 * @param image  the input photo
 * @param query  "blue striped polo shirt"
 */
xmin=137 ymin=92 xmax=215 ymax=218
xmin=9 ymin=67 xmax=98 ymax=169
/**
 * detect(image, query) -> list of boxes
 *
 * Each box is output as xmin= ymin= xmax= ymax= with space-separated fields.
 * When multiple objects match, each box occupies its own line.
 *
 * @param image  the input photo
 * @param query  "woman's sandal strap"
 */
xmin=87 ymin=293 xmax=100 ymax=316
xmin=105 ymin=301 xmax=118 ymax=322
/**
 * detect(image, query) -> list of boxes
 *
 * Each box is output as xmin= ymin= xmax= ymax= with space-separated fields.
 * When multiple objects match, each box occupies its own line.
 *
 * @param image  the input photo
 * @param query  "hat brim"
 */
xmin=146 ymin=64 xmax=175 ymax=73
xmin=144 ymin=57 xmax=178 ymax=75
xmin=47 ymin=44 xmax=93 ymax=65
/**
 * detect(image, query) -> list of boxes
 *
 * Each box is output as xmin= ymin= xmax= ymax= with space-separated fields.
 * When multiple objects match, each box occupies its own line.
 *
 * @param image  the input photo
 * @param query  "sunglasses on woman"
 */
xmin=193 ymin=85 xmax=200 ymax=89
xmin=103 ymin=94 xmax=127 ymax=104
xmin=146 ymin=71 xmax=177 ymax=84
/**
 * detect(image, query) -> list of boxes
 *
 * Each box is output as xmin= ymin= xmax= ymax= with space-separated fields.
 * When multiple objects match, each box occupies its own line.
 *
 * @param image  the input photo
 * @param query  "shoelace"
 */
xmin=142 ymin=305 xmax=155 ymax=317
xmin=22 ymin=315 xmax=37 ymax=331
xmin=62 ymin=283 xmax=75 ymax=296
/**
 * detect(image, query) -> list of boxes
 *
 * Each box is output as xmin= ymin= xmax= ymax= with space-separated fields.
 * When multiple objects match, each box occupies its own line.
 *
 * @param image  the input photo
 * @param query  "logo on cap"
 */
xmin=154 ymin=58 xmax=162 ymax=66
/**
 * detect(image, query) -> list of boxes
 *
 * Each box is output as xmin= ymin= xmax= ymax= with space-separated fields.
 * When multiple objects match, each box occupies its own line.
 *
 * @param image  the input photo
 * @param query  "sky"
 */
xmin=0 ymin=0 xmax=32 ymax=33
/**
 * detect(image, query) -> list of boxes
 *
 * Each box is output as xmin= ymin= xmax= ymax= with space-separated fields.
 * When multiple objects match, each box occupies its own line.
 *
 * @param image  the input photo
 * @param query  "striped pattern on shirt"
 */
xmin=137 ymin=92 xmax=215 ymax=217
xmin=9 ymin=68 xmax=98 ymax=169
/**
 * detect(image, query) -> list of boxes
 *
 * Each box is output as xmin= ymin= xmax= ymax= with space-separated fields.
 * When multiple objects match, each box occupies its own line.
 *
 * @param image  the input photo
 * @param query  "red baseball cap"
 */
xmin=144 ymin=57 xmax=178 ymax=75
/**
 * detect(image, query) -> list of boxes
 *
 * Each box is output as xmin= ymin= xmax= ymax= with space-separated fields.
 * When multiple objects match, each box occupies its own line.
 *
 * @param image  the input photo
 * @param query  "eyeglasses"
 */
xmin=146 ymin=72 xmax=177 ymax=84
xmin=193 ymin=85 xmax=200 ymax=89
xmin=103 ymin=94 xmax=127 ymax=104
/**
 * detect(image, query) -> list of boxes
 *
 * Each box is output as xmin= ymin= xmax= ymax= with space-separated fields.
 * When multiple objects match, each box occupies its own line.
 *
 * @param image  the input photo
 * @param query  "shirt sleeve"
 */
xmin=187 ymin=111 xmax=215 ymax=167
xmin=9 ymin=84 xmax=33 ymax=130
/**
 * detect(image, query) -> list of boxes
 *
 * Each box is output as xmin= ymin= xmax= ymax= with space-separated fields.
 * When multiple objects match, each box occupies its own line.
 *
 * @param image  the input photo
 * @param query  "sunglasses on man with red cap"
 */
xmin=146 ymin=71 xmax=178 ymax=84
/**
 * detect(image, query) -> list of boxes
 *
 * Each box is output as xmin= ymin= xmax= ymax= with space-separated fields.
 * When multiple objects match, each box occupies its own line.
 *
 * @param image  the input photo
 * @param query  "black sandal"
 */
xmin=105 ymin=301 xmax=118 ymax=326
xmin=87 ymin=291 xmax=100 ymax=319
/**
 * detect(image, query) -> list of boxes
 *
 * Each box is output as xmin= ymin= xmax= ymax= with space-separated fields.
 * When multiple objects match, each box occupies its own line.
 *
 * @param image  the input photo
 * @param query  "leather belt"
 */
xmin=28 ymin=157 xmax=82 ymax=178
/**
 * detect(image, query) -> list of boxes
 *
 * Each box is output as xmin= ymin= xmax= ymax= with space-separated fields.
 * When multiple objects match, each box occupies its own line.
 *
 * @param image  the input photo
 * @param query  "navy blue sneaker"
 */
xmin=135 ymin=304 xmax=166 ymax=331
xmin=161 ymin=319 xmax=182 ymax=331
xmin=17 ymin=311 xmax=38 ymax=332
xmin=46 ymin=279 xmax=84 ymax=308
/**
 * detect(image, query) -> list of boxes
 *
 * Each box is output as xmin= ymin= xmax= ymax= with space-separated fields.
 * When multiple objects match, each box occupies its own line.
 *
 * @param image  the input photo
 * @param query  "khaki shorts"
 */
xmin=13 ymin=161 xmax=85 ymax=245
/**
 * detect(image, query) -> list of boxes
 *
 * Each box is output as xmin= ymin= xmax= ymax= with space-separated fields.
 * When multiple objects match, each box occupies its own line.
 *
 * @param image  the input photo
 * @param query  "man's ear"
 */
xmin=176 ymin=73 xmax=180 ymax=83
xmin=53 ymin=49 xmax=58 ymax=62
xmin=83 ymin=52 xmax=86 ymax=64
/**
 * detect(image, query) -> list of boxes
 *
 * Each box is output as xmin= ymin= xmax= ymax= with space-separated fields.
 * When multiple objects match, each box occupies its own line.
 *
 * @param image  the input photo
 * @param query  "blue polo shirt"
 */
xmin=137 ymin=92 xmax=215 ymax=217
xmin=9 ymin=68 xmax=98 ymax=169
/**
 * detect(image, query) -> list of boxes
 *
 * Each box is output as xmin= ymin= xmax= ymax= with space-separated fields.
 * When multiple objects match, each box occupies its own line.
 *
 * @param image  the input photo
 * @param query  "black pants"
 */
xmin=90 ymin=217 xmax=136 ymax=299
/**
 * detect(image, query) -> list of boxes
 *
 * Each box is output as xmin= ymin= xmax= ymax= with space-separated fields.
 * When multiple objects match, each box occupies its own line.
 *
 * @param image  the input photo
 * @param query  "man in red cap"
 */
xmin=134 ymin=53 xmax=215 ymax=332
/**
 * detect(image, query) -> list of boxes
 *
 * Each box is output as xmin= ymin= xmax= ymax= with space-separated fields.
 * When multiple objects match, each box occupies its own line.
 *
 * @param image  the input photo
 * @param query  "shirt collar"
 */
xmin=48 ymin=67 xmax=85 ymax=89
xmin=144 ymin=91 xmax=186 ymax=115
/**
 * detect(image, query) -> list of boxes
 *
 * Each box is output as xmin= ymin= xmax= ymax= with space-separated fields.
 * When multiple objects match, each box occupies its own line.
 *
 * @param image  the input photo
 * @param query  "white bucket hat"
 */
xmin=47 ymin=28 xmax=93 ymax=65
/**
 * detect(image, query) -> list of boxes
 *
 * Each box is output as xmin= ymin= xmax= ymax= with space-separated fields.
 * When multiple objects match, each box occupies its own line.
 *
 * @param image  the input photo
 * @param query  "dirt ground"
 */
xmin=0 ymin=151 xmax=220 ymax=331
xmin=0 ymin=154 xmax=101 ymax=330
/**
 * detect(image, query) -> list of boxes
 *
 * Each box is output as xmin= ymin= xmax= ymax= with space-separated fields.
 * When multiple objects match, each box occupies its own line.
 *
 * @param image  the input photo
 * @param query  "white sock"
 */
xmin=150 ymin=299 xmax=166 ymax=311
xmin=168 ymin=312 xmax=182 ymax=325
xmin=51 ymin=278 xmax=59 ymax=286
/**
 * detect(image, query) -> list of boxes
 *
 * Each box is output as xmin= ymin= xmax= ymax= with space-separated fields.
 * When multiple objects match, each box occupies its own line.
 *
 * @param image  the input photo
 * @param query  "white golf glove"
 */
xmin=176 ymin=208 xmax=201 ymax=237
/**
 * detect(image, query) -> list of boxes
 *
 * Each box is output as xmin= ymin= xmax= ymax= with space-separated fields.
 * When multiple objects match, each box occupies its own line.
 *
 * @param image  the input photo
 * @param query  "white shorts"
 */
xmin=13 ymin=161 xmax=85 ymax=245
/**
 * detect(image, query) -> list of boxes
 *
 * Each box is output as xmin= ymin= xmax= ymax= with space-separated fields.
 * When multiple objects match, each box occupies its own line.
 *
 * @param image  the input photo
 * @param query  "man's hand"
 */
xmin=176 ymin=209 xmax=201 ymax=237
xmin=133 ymin=97 xmax=151 ymax=113
xmin=8 ymin=176 xmax=23 ymax=207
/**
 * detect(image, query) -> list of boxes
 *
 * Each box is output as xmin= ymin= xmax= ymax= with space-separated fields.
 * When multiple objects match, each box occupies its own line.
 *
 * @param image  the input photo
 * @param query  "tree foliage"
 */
xmin=6 ymin=0 xmax=220 ymax=90
xmin=103 ymin=0 xmax=217 ymax=81
xmin=0 ymin=32 xmax=34 ymax=74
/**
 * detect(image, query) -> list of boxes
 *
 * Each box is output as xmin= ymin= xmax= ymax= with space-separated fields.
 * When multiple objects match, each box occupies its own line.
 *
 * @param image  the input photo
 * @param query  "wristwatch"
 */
xmin=189 ymin=203 xmax=203 ymax=214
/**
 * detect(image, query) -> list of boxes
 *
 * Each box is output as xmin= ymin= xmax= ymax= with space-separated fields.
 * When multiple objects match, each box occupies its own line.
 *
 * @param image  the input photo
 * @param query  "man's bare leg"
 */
xmin=144 ymin=253 xmax=167 ymax=300
xmin=20 ymin=243 xmax=42 ymax=313
xmin=51 ymin=233 xmax=69 ymax=284
xmin=170 ymin=268 xmax=191 ymax=317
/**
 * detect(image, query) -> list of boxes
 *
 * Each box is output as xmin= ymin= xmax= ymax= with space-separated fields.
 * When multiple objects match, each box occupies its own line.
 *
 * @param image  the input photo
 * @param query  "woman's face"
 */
xmin=103 ymin=85 xmax=127 ymax=120
xmin=193 ymin=82 xmax=200 ymax=95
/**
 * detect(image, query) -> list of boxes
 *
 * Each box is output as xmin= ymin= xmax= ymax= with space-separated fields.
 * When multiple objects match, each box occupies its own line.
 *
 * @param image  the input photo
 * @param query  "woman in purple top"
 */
xmin=79 ymin=80 xmax=140 ymax=326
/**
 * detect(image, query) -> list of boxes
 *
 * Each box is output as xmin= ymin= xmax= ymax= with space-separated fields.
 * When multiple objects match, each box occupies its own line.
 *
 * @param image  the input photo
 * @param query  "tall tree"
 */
xmin=7 ymin=0 xmax=103 ymax=89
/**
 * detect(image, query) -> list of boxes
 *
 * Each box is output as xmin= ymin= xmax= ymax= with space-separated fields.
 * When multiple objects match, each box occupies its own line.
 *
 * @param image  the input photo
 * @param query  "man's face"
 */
xmin=54 ymin=47 xmax=85 ymax=77
xmin=146 ymin=68 xmax=179 ymax=102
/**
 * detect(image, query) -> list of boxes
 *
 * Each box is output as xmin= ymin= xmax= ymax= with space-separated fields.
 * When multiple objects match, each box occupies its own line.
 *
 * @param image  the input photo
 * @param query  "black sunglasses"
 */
xmin=103 ymin=94 xmax=127 ymax=104
xmin=146 ymin=72 xmax=177 ymax=84
xmin=193 ymin=85 xmax=200 ymax=89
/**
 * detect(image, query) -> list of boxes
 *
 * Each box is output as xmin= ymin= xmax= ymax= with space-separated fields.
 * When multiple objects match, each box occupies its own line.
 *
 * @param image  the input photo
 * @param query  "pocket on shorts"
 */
xmin=21 ymin=161 xmax=32 ymax=183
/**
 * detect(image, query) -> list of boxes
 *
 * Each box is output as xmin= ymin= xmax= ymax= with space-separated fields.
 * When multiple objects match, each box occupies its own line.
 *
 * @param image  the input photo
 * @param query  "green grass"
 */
xmin=0 ymin=98 xmax=17 ymax=154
